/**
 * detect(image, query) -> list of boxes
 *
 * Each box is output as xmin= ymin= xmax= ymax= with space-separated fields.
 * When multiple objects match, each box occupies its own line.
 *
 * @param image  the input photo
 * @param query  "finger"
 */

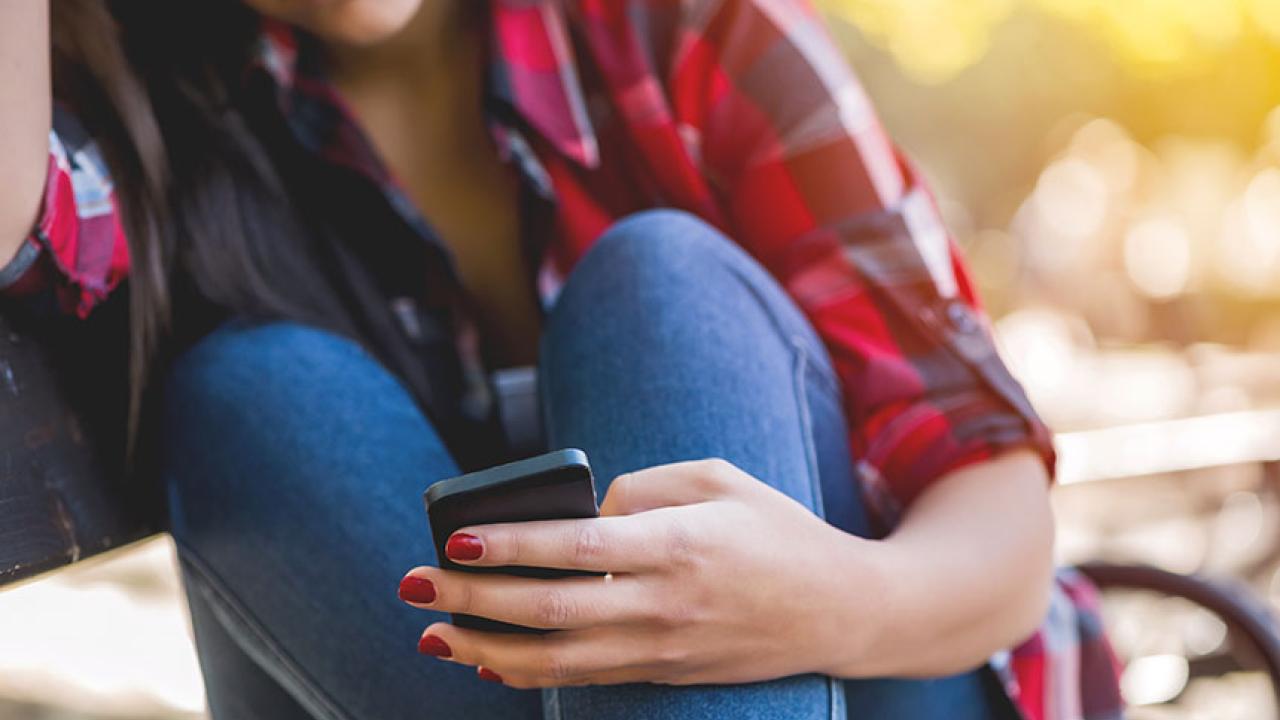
xmin=600 ymin=458 xmax=739 ymax=516
xmin=401 ymin=567 xmax=649 ymax=630
xmin=449 ymin=514 xmax=668 ymax=572
xmin=422 ymin=623 xmax=655 ymax=688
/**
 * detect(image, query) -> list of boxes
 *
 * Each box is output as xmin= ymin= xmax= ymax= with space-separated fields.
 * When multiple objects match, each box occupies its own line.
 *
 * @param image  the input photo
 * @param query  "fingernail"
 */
xmin=398 ymin=575 xmax=436 ymax=604
xmin=446 ymin=533 xmax=484 ymax=561
xmin=418 ymin=634 xmax=452 ymax=658
xmin=478 ymin=666 xmax=504 ymax=683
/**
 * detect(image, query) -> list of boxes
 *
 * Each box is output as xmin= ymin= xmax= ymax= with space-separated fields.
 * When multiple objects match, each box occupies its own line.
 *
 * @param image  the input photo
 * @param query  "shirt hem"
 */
xmin=0 ymin=241 xmax=41 ymax=292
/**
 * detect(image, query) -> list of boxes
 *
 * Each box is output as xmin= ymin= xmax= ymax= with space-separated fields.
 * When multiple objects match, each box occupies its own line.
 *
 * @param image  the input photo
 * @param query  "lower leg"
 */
xmin=538 ymin=210 xmax=850 ymax=720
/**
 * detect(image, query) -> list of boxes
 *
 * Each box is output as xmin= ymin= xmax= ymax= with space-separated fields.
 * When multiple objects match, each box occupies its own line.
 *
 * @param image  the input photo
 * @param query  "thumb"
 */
xmin=599 ymin=459 xmax=731 ymax=516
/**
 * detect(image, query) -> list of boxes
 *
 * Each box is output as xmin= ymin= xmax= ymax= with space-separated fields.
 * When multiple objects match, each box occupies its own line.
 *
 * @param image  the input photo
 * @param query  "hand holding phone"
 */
xmin=424 ymin=448 xmax=602 ymax=632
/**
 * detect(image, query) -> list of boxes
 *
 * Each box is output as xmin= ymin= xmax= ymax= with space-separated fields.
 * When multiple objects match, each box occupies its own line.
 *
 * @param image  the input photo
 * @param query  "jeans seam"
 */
xmin=544 ymin=686 xmax=564 ymax=720
xmin=830 ymin=676 xmax=844 ymax=720
xmin=793 ymin=334 xmax=847 ymax=720
xmin=175 ymin=540 xmax=357 ymax=720
xmin=724 ymin=260 xmax=842 ymax=399
xmin=791 ymin=335 xmax=827 ymax=519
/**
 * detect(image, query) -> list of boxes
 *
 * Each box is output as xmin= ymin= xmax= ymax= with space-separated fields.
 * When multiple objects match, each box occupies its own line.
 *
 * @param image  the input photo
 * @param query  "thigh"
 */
xmin=163 ymin=322 xmax=540 ymax=720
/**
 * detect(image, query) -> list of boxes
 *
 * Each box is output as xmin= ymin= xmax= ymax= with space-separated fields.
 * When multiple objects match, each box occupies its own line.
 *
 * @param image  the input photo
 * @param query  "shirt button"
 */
xmin=946 ymin=301 xmax=980 ymax=334
xmin=391 ymin=297 xmax=425 ymax=343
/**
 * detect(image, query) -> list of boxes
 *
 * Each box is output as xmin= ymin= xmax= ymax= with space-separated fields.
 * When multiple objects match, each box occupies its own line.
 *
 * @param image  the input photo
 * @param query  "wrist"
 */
xmin=812 ymin=532 xmax=918 ymax=679
xmin=822 ymin=529 xmax=976 ymax=680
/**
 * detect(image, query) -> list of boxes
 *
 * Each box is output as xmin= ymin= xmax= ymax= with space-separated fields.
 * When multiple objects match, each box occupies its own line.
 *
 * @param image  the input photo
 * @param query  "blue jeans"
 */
xmin=163 ymin=210 xmax=1012 ymax=719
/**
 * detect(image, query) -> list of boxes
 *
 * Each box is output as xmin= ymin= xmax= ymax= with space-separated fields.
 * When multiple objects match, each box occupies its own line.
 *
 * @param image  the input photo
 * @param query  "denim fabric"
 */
xmin=163 ymin=209 xmax=1009 ymax=719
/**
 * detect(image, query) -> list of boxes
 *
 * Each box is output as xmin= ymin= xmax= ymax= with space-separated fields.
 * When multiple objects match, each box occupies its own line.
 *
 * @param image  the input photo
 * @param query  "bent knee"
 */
xmin=547 ymin=208 xmax=839 ymax=388
xmin=577 ymin=208 xmax=743 ymax=282
xmin=161 ymin=322 xmax=443 ymax=535
xmin=163 ymin=322 xmax=427 ymax=473
xmin=166 ymin=323 xmax=397 ymax=425
xmin=551 ymin=209 xmax=754 ymax=324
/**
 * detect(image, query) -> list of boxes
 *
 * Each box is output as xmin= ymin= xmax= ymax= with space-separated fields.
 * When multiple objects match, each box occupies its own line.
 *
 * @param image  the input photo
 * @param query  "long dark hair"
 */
xmin=49 ymin=1 xmax=336 ymax=456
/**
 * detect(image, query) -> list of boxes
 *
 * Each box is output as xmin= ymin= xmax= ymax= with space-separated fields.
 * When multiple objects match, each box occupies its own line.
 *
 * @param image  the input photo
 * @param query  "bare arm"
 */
xmin=394 ymin=453 xmax=1054 ymax=688
xmin=836 ymin=449 xmax=1056 ymax=677
xmin=0 ymin=1 xmax=50 ymax=267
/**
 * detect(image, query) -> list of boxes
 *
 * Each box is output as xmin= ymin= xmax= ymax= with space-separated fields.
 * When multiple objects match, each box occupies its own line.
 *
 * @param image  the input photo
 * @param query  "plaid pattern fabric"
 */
xmin=3 ymin=108 xmax=129 ymax=315
xmin=1 ymin=1 xmax=1123 ymax=717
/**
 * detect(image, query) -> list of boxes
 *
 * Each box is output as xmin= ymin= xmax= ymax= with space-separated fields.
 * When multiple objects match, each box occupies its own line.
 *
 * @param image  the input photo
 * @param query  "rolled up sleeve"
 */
xmin=673 ymin=0 xmax=1054 ymax=525
xmin=1 ymin=109 xmax=131 ymax=318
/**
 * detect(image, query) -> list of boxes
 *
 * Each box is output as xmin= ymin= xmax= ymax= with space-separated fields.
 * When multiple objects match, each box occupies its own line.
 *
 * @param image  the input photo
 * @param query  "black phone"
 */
xmin=423 ymin=448 xmax=602 ymax=632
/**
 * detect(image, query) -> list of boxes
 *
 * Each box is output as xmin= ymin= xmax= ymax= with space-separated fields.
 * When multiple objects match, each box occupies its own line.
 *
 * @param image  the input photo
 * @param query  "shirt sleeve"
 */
xmin=0 ymin=107 xmax=131 ymax=318
xmin=669 ymin=0 xmax=1055 ymax=524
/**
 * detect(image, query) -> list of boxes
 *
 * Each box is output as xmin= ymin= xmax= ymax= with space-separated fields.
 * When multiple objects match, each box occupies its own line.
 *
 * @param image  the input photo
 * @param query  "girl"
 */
xmin=0 ymin=1 xmax=1120 ymax=718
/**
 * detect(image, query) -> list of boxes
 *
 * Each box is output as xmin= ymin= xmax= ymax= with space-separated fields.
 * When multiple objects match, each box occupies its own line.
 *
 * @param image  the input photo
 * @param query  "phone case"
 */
xmin=424 ymin=448 xmax=601 ymax=632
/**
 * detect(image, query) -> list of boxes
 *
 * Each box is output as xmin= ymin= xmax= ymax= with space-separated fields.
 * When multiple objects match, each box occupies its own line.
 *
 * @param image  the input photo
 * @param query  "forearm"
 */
xmin=0 ymin=1 xmax=51 ymax=267
xmin=828 ymin=448 xmax=1055 ymax=678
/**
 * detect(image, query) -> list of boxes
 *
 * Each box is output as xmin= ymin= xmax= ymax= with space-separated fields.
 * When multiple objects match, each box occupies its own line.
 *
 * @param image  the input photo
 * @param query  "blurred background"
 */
xmin=6 ymin=0 xmax=1280 ymax=718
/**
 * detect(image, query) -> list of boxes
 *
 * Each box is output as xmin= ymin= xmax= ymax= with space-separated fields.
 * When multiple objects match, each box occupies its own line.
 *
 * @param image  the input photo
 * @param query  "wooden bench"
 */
xmin=0 ymin=311 xmax=158 ymax=586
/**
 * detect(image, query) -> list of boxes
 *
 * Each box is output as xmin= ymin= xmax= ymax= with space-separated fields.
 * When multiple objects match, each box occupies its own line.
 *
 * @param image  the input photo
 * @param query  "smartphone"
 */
xmin=423 ymin=448 xmax=602 ymax=632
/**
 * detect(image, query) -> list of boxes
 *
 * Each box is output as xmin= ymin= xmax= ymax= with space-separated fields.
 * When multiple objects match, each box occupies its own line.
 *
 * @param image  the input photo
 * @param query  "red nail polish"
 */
xmin=446 ymin=533 xmax=484 ymax=561
xmin=418 ymin=634 xmax=452 ymax=658
xmin=478 ymin=666 xmax=504 ymax=683
xmin=398 ymin=576 xmax=436 ymax=604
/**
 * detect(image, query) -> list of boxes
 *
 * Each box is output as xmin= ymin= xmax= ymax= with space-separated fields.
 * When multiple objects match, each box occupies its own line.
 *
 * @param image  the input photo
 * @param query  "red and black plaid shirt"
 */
xmin=1 ymin=1 xmax=1122 ymax=717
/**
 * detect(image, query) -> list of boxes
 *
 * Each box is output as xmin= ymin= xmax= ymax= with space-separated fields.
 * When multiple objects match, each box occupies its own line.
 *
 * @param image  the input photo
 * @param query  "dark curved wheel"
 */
xmin=1079 ymin=561 xmax=1280 ymax=714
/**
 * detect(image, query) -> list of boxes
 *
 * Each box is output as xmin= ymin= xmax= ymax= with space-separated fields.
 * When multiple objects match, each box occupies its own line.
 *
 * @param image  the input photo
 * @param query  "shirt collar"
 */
xmin=251 ymin=2 xmax=599 ymax=168
xmin=254 ymin=16 xmax=299 ymax=91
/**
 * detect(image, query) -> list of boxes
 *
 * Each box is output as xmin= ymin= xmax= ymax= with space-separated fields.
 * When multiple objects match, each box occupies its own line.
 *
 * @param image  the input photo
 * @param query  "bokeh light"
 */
xmin=1123 ymin=216 xmax=1191 ymax=299
xmin=1122 ymin=653 xmax=1190 ymax=706
xmin=817 ymin=1 xmax=1280 ymax=716
xmin=824 ymin=0 xmax=1280 ymax=83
